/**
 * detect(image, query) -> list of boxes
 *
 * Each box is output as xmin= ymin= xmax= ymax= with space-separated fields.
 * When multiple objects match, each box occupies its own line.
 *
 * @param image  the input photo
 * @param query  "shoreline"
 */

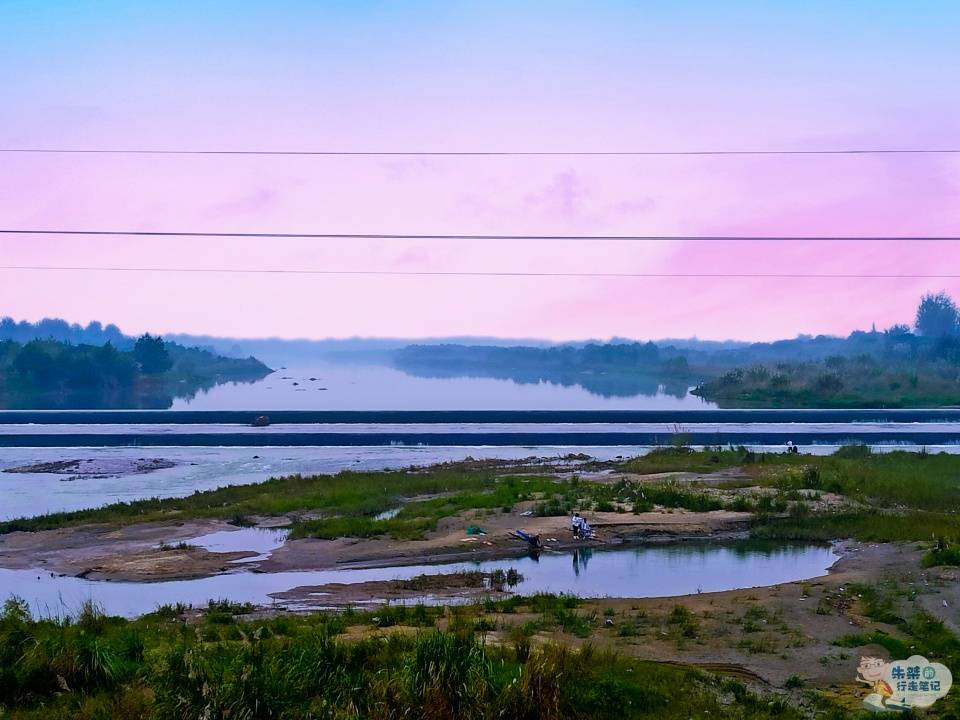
xmin=0 ymin=507 xmax=757 ymax=583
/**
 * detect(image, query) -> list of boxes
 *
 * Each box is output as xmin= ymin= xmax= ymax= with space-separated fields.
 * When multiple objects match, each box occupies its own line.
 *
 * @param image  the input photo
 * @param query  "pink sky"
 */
xmin=1 ymin=2 xmax=959 ymax=341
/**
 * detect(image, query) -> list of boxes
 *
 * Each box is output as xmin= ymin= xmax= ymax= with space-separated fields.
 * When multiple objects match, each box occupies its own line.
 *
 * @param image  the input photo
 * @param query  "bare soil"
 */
xmin=0 ymin=485 xmax=755 ymax=581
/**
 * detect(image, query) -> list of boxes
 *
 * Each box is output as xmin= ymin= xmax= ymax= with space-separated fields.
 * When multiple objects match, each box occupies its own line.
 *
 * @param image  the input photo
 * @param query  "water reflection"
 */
xmin=572 ymin=548 xmax=592 ymax=576
xmin=172 ymin=363 xmax=716 ymax=410
xmin=2 ymin=540 xmax=836 ymax=619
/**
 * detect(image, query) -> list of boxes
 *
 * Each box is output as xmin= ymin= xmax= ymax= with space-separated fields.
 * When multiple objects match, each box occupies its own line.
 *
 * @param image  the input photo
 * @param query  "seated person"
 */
xmin=571 ymin=512 xmax=583 ymax=537
xmin=512 ymin=529 xmax=543 ymax=550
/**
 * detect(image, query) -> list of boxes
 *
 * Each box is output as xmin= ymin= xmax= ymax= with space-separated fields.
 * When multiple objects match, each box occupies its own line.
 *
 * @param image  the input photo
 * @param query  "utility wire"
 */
xmin=1 ymin=265 xmax=958 ymax=279
xmin=1 ymin=230 xmax=959 ymax=242
xmin=2 ymin=148 xmax=960 ymax=157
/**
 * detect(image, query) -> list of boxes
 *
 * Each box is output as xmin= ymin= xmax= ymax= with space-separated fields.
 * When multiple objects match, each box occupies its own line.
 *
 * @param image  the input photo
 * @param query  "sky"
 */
xmin=1 ymin=0 xmax=959 ymax=342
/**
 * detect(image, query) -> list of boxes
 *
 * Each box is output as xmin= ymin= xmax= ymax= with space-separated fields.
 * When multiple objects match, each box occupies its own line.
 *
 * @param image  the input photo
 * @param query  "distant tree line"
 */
xmin=0 ymin=333 xmax=270 ymax=408
xmin=395 ymin=341 xmax=690 ymax=376
xmin=1 ymin=334 xmax=176 ymax=392
xmin=0 ymin=317 xmax=128 ymax=347
xmin=691 ymin=293 xmax=960 ymax=407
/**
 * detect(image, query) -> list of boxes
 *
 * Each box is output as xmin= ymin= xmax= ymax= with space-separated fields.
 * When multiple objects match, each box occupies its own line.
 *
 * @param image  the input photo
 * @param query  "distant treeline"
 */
xmin=393 ymin=342 xmax=692 ymax=398
xmin=394 ymin=294 xmax=960 ymax=406
xmin=395 ymin=342 xmax=689 ymax=374
xmin=0 ymin=317 xmax=129 ymax=347
xmin=692 ymin=293 xmax=960 ymax=407
xmin=0 ymin=334 xmax=271 ymax=409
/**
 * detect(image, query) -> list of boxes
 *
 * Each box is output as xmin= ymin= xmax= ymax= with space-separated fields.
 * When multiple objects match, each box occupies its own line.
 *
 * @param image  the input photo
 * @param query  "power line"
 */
xmin=2 ymin=230 xmax=959 ymax=242
xmin=1 ymin=265 xmax=958 ymax=279
xmin=2 ymin=147 xmax=960 ymax=157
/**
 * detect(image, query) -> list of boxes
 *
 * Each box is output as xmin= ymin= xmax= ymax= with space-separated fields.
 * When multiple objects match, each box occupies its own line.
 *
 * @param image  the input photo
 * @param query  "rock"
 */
xmin=251 ymin=415 xmax=271 ymax=428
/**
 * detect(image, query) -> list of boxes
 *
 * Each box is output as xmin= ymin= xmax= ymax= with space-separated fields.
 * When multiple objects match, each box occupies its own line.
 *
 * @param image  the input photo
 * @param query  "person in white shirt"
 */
xmin=571 ymin=512 xmax=584 ymax=538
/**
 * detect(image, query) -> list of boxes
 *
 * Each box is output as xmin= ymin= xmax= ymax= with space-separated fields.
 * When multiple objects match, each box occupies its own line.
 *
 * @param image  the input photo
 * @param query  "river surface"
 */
xmin=170 ymin=363 xmax=714 ymax=410
xmin=0 ymin=445 xmax=632 ymax=520
xmin=1 ymin=541 xmax=838 ymax=618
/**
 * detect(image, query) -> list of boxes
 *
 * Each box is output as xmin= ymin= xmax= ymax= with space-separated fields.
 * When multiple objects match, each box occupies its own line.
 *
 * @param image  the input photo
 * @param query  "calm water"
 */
xmin=2 ymin=541 xmax=837 ymax=618
xmin=170 ymin=363 xmax=716 ymax=411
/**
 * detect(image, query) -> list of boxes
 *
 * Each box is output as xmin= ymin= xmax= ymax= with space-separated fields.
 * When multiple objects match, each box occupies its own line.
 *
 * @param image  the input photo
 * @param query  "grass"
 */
xmin=835 ymin=614 xmax=960 ymax=714
xmin=829 ymin=580 xmax=960 ymax=716
xmin=751 ymin=509 xmax=960 ymax=543
xmin=0 ymin=597 xmax=809 ymax=720
xmin=692 ymin=355 xmax=960 ymax=409
xmin=292 ymin=474 xmax=564 ymax=539
xmin=922 ymin=544 xmax=960 ymax=567
xmin=0 ymin=468 xmax=558 ymax=539
xmin=6 ymin=446 xmax=960 ymax=550
xmin=622 ymin=445 xmax=751 ymax=474
xmin=635 ymin=446 xmax=960 ymax=514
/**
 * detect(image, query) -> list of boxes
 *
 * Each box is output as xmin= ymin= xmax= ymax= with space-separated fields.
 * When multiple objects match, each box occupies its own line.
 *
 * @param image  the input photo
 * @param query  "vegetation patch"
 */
xmin=0 ymin=597 xmax=806 ymax=720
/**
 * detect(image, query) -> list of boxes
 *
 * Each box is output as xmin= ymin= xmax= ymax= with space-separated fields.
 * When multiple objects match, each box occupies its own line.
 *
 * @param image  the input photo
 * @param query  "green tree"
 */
xmin=133 ymin=334 xmax=172 ymax=374
xmin=915 ymin=292 xmax=959 ymax=337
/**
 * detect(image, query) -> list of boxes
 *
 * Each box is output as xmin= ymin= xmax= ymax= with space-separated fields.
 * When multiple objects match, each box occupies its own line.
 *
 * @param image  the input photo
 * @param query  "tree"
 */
xmin=915 ymin=292 xmax=959 ymax=337
xmin=133 ymin=334 xmax=173 ymax=374
xmin=884 ymin=324 xmax=912 ymax=338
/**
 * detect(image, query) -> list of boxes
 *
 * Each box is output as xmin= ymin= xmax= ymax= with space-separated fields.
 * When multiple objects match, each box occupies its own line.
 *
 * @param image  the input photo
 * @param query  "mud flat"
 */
xmin=3 ymin=457 xmax=177 ymax=478
xmin=0 ymin=505 xmax=755 ymax=582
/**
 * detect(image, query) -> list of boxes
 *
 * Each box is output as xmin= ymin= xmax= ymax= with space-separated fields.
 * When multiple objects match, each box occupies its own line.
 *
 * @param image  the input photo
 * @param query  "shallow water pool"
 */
xmin=1 ymin=540 xmax=838 ymax=618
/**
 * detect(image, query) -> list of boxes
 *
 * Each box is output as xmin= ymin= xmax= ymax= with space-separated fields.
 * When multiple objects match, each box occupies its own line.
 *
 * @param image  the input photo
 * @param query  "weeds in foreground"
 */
xmin=0 ymin=596 xmax=811 ymax=720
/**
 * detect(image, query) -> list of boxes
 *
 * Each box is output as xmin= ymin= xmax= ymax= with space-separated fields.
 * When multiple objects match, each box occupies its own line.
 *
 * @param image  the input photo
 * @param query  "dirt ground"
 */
xmin=0 ymin=503 xmax=752 ymax=581
xmin=0 ymin=518 xmax=249 ymax=580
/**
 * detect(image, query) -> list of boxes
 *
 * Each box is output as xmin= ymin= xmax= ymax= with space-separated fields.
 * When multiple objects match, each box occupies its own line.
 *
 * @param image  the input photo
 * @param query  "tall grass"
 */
xmin=751 ymin=509 xmax=960 ymax=543
xmin=1 ymin=597 xmax=809 ymax=720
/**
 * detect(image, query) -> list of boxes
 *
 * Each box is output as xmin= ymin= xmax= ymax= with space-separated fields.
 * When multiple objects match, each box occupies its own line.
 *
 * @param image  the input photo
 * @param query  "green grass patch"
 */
xmin=922 ymin=544 xmax=960 ymax=567
xmin=750 ymin=510 xmax=960 ymax=544
xmin=0 ymin=597 xmax=805 ymax=720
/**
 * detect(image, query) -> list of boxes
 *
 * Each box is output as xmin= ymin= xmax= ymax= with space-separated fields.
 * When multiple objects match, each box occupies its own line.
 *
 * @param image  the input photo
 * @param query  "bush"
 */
xmin=922 ymin=544 xmax=960 ymax=567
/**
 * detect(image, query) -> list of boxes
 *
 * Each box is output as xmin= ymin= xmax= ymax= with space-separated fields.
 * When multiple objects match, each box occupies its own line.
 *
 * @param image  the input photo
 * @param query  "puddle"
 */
xmin=2 ymin=540 xmax=838 ymax=618
xmin=155 ymin=527 xmax=290 ymax=563
xmin=374 ymin=508 xmax=402 ymax=521
xmin=186 ymin=527 xmax=289 ymax=559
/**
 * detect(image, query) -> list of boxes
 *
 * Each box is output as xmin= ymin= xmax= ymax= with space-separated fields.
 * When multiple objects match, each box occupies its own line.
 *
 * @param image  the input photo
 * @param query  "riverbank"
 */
xmin=5 ymin=448 xmax=960 ymax=717
xmin=0 ymin=504 xmax=755 ymax=583
xmin=0 ymin=445 xmax=953 ymax=580
xmin=4 ymin=446 xmax=959 ymax=593
xmin=3 ymin=540 xmax=959 ymax=719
